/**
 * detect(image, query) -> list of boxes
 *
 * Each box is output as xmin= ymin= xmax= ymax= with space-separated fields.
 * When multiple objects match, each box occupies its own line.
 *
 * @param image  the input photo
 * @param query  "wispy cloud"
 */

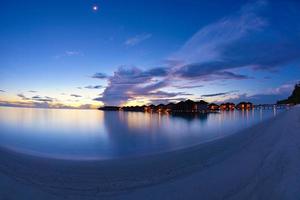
xmin=17 ymin=94 xmax=30 ymax=100
xmin=174 ymin=84 xmax=203 ymax=89
xmin=201 ymin=90 xmax=239 ymax=97
xmin=31 ymin=95 xmax=54 ymax=102
xmin=16 ymin=93 xmax=56 ymax=103
xmin=65 ymin=51 xmax=81 ymax=56
xmin=92 ymin=72 xmax=107 ymax=79
xmin=28 ymin=90 xmax=37 ymax=93
xmin=124 ymin=33 xmax=152 ymax=47
xmin=85 ymin=85 xmax=103 ymax=89
xmin=0 ymin=90 xmax=5 ymax=92
xmin=70 ymin=94 xmax=82 ymax=98
xmin=55 ymin=50 xmax=83 ymax=59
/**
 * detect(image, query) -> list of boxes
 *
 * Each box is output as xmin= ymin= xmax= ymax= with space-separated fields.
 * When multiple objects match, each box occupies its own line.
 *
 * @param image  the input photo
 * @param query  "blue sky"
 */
xmin=0 ymin=0 xmax=300 ymax=108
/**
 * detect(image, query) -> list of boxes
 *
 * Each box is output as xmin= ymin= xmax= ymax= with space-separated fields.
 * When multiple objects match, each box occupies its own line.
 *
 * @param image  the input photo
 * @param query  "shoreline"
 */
xmin=0 ymin=106 xmax=299 ymax=199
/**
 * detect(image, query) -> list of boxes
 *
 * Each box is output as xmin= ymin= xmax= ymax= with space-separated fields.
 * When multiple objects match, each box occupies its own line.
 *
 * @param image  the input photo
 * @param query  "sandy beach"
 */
xmin=0 ymin=106 xmax=299 ymax=200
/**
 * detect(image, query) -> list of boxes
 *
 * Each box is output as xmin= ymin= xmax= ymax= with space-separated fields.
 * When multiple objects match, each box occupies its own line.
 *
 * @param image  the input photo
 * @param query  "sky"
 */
xmin=1 ymin=0 xmax=300 ymax=108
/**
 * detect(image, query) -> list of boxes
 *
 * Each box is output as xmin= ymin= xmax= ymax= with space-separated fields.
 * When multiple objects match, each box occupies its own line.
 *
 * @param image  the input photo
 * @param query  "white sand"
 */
xmin=0 ymin=106 xmax=299 ymax=200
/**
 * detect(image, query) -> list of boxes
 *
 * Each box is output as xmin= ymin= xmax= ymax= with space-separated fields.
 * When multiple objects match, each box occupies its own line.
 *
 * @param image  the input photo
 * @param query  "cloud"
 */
xmin=124 ymin=33 xmax=152 ymax=46
xmin=65 ymin=51 xmax=81 ymax=56
xmin=215 ymin=82 xmax=296 ymax=104
xmin=94 ymin=66 xmax=190 ymax=105
xmin=170 ymin=0 xmax=300 ymax=79
xmin=17 ymin=94 xmax=30 ymax=100
xmin=172 ymin=1 xmax=267 ymax=64
xmin=201 ymin=90 xmax=239 ymax=97
xmin=70 ymin=94 xmax=82 ymax=98
xmin=31 ymin=95 xmax=54 ymax=102
xmin=265 ymin=83 xmax=295 ymax=95
xmin=0 ymin=90 xmax=5 ymax=92
xmin=92 ymin=72 xmax=107 ymax=79
xmin=174 ymin=62 xmax=251 ymax=80
xmin=85 ymin=85 xmax=103 ymax=89
xmin=28 ymin=90 xmax=37 ymax=93
xmin=15 ymin=94 xmax=56 ymax=105
xmin=54 ymin=50 xmax=83 ymax=59
xmin=174 ymin=85 xmax=203 ymax=89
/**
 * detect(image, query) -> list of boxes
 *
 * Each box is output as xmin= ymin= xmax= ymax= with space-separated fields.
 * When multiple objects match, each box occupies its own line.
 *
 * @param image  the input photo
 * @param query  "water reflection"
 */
xmin=0 ymin=107 xmax=284 ymax=160
xmin=171 ymin=113 xmax=209 ymax=123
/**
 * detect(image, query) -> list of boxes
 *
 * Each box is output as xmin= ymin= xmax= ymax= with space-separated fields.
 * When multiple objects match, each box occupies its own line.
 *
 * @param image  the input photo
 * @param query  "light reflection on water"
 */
xmin=0 ymin=106 xmax=282 ymax=160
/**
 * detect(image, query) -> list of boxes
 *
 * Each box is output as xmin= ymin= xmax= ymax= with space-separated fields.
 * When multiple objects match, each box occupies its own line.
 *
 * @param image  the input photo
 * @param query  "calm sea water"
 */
xmin=0 ymin=106 xmax=282 ymax=160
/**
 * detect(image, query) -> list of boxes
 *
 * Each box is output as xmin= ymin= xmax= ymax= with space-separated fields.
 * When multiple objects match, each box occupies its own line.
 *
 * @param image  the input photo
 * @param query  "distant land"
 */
xmin=277 ymin=83 xmax=300 ymax=105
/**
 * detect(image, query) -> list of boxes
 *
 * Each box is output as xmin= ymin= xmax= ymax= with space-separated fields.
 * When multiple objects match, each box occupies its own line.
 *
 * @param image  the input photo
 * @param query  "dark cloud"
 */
xmin=31 ymin=95 xmax=54 ymax=102
xmin=0 ymin=90 xmax=5 ymax=92
xmin=85 ymin=85 xmax=103 ymax=89
xmin=17 ymin=94 xmax=25 ymax=98
xmin=174 ymin=85 xmax=203 ymax=89
xmin=201 ymin=90 xmax=239 ymax=97
xmin=174 ymin=63 xmax=251 ymax=80
xmin=17 ymin=94 xmax=30 ymax=100
xmin=13 ymin=94 xmax=55 ymax=107
xmin=144 ymin=67 xmax=169 ymax=77
xmin=92 ymin=73 xmax=107 ymax=79
xmin=170 ymin=0 xmax=300 ymax=80
xmin=221 ymin=36 xmax=300 ymax=72
xmin=70 ymin=94 xmax=82 ymax=98
xmin=148 ymin=91 xmax=192 ymax=98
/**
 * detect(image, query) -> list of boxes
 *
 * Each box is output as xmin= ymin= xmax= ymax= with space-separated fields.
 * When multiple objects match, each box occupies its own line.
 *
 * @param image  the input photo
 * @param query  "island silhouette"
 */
xmin=99 ymin=83 xmax=300 ymax=113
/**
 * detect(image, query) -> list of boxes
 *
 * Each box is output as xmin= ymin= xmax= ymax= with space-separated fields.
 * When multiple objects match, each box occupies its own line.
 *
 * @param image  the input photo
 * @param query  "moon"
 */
xmin=92 ymin=5 xmax=99 ymax=11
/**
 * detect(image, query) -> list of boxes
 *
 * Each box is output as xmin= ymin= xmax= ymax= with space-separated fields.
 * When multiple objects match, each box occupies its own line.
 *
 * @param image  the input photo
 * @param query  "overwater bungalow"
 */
xmin=122 ymin=105 xmax=145 ymax=112
xmin=156 ymin=104 xmax=166 ymax=112
xmin=144 ymin=104 xmax=155 ymax=112
xmin=183 ymin=99 xmax=195 ymax=112
xmin=195 ymin=100 xmax=209 ymax=112
xmin=98 ymin=106 xmax=120 ymax=111
xmin=172 ymin=101 xmax=186 ymax=112
xmin=208 ymin=103 xmax=220 ymax=111
xmin=220 ymin=102 xmax=235 ymax=110
xmin=236 ymin=102 xmax=253 ymax=110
